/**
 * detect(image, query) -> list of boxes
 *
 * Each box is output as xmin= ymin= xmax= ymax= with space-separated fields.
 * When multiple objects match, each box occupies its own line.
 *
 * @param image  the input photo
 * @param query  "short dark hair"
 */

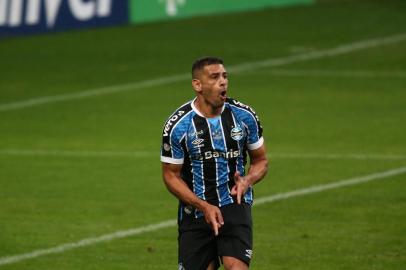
xmin=192 ymin=56 xmax=224 ymax=79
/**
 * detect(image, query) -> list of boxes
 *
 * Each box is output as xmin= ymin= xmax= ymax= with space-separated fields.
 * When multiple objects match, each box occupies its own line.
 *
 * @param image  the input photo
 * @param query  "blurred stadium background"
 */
xmin=1 ymin=0 xmax=405 ymax=269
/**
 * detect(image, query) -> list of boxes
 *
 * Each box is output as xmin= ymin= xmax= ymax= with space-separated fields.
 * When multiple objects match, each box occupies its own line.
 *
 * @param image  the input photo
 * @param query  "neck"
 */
xmin=194 ymin=97 xmax=223 ymax=118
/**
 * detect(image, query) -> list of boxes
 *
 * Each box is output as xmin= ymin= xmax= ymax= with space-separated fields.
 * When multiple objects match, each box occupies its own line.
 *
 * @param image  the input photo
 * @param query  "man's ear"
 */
xmin=192 ymin=79 xmax=202 ymax=92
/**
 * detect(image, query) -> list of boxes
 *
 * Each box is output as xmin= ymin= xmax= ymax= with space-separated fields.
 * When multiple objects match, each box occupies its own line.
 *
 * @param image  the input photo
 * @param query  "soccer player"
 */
xmin=161 ymin=57 xmax=268 ymax=270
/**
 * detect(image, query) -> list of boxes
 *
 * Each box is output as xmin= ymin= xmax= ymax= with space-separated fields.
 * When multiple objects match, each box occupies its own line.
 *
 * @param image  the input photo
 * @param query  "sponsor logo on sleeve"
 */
xmin=163 ymin=143 xmax=171 ymax=152
xmin=163 ymin=110 xmax=185 ymax=137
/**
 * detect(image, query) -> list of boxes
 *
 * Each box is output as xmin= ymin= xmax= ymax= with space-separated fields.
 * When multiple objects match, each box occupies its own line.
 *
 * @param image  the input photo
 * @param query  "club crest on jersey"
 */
xmin=231 ymin=126 xmax=243 ymax=141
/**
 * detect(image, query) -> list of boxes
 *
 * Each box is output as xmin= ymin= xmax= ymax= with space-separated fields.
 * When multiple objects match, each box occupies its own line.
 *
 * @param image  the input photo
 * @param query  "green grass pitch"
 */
xmin=0 ymin=0 xmax=405 ymax=269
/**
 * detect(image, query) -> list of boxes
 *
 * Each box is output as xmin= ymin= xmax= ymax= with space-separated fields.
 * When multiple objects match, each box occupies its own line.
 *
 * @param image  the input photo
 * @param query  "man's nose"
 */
xmin=219 ymin=76 xmax=227 ymax=86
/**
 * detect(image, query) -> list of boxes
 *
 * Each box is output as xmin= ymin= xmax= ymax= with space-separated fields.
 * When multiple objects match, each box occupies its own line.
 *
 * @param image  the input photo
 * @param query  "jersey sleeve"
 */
xmin=229 ymin=98 xmax=264 ymax=150
xmin=230 ymin=100 xmax=264 ymax=150
xmin=160 ymin=112 xmax=186 ymax=164
xmin=244 ymin=107 xmax=264 ymax=150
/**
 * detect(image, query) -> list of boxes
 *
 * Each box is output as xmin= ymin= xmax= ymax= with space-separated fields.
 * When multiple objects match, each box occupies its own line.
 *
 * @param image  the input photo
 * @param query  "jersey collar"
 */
xmin=191 ymin=97 xmax=226 ymax=118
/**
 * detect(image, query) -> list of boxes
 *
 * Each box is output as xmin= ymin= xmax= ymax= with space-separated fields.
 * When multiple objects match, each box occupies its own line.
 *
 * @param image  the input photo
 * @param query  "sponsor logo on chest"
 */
xmin=191 ymin=138 xmax=204 ymax=146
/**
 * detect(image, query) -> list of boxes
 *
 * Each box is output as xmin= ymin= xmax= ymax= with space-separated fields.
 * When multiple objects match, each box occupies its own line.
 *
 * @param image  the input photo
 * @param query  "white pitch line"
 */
xmin=254 ymin=69 xmax=406 ymax=78
xmin=226 ymin=33 xmax=406 ymax=73
xmin=1 ymin=149 xmax=406 ymax=160
xmin=1 ymin=32 xmax=406 ymax=112
xmin=0 ymin=73 xmax=189 ymax=112
xmin=0 ymin=220 xmax=177 ymax=267
xmin=0 ymin=166 xmax=405 ymax=266
xmin=0 ymin=149 xmax=152 ymax=158
xmin=269 ymin=152 xmax=406 ymax=161
xmin=253 ymin=166 xmax=406 ymax=205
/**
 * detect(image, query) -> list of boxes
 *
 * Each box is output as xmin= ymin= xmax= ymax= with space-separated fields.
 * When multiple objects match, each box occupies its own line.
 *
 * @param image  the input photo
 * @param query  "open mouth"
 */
xmin=220 ymin=90 xmax=227 ymax=99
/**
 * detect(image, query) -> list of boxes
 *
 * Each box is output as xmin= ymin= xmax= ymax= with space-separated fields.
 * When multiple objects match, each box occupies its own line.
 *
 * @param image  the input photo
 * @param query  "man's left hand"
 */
xmin=230 ymin=171 xmax=251 ymax=204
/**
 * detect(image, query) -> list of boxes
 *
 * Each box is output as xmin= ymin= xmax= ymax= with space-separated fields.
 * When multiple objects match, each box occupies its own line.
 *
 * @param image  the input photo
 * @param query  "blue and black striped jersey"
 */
xmin=161 ymin=97 xmax=264 ymax=218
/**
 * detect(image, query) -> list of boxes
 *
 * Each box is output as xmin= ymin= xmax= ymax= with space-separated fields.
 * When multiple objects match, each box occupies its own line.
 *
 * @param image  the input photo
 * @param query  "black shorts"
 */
xmin=178 ymin=202 xmax=252 ymax=270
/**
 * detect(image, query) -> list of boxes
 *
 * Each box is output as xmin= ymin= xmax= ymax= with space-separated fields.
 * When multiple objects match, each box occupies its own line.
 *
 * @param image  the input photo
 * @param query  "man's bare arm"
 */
xmin=162 ymin=162 xmax=224 ymax=235
xmin=231 ymin=143 xmax=268 ymax=204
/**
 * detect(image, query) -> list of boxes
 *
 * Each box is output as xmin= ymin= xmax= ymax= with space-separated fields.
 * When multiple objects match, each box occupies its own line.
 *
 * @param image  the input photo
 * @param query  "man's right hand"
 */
xmin=201 ymin=202 xmax=224 ymax=236
xmin=161 ymin=163 xmax=225 ymax=235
